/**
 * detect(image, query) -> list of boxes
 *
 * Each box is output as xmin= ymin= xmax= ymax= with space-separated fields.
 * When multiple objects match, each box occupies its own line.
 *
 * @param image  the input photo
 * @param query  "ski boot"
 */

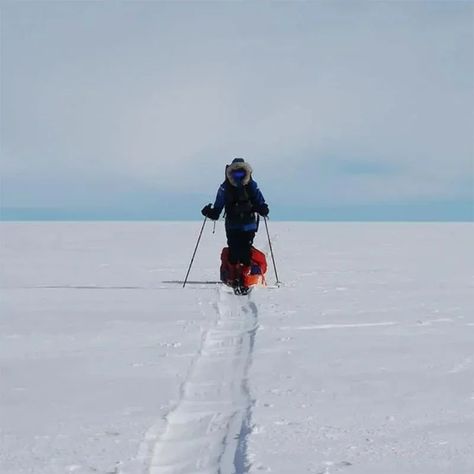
xmin=233 ymin=264 xmax=251 ymax=295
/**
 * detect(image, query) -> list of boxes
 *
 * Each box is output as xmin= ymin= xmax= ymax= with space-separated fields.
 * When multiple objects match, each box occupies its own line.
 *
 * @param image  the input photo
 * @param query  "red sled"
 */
xmin=220 ymin=246 xmax=267 ymax=290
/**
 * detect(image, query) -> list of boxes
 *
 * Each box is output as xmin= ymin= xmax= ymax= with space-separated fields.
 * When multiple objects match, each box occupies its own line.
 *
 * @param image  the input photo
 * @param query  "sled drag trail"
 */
xmin=148 ymin=287 xmax=258 ymax=474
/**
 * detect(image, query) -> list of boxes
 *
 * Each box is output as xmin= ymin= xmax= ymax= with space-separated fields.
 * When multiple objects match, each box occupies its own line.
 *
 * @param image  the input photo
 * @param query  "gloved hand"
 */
xmin=201 ymin=203 xmax=220 ymax=220
xmin=255 ymin=203 xmax=269 ymax=217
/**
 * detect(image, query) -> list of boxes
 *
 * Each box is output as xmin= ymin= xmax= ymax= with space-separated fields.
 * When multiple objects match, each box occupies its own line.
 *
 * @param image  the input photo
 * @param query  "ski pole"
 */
xmin=263 ymin=216 xmax=281 ymax=286
xmin=183 ymin=217 xmax=207 ymax=288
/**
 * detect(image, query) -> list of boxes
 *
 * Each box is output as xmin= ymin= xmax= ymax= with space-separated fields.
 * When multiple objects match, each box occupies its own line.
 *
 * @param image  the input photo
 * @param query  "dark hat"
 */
xmin=231 ymin=158 xmax=245 ymax=164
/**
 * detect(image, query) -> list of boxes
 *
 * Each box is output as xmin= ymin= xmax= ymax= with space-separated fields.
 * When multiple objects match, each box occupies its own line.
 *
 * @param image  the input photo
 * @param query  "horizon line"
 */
xmin=1 ymin=218 xmax=472 ymax=223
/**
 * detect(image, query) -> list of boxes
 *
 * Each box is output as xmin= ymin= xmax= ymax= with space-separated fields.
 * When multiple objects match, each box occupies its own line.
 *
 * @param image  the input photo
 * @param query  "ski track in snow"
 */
xmin=146 ymin=287 xmax=258 ymax=474
xmin=279 ymin=321 xmax=397 ymax=331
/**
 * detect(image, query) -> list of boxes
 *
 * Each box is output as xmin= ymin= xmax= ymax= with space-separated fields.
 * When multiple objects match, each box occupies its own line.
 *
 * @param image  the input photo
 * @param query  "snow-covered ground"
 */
xmin=1 ymin=221 xmax=473 ymax=474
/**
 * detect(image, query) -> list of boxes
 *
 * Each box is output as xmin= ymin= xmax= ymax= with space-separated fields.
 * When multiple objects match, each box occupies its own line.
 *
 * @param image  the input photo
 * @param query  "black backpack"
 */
xmin=223 ymin=166 xmax=257 ymax=225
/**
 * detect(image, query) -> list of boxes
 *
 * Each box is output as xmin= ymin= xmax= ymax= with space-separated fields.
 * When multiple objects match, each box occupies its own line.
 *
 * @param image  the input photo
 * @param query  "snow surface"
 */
xmin=1 ymin=221 xmax=473 ymax=474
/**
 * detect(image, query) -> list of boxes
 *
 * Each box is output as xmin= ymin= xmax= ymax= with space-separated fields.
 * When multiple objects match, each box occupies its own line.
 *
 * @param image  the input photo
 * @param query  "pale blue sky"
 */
xmin=1 ymin=0 xmax=473 ymax=220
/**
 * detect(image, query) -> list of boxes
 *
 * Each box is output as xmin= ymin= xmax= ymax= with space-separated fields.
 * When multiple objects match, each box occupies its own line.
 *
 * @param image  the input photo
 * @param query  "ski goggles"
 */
xmin=231 ymin=169 xmax=246 ymax=180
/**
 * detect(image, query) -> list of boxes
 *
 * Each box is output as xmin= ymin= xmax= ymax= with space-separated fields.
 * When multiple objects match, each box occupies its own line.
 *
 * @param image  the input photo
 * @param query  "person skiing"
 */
xmin=201 ymin=158 xmax=269 ymax=283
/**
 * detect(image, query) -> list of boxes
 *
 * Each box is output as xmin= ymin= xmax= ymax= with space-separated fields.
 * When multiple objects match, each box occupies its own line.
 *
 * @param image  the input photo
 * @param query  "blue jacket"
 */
xmin=213 ymin=180 xmax=266 ymax=231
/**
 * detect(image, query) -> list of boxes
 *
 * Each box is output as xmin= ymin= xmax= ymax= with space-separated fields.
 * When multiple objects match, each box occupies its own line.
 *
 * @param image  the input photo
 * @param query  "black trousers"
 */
xmin=226 ymin=230 xmax=255 ymax=265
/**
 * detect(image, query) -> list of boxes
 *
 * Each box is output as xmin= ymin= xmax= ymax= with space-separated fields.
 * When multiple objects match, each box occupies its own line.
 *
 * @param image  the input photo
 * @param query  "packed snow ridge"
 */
xmin=144 ymin=287 xmax=258 ymax=474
